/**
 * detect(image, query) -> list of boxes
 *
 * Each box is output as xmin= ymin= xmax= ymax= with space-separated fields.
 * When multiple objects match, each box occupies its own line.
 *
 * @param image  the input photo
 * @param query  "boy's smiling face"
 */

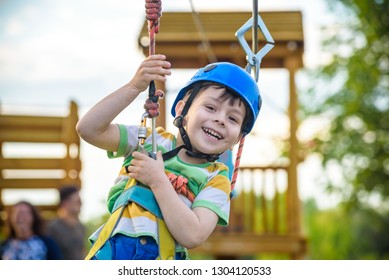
xmin=176 ymin=85 xmax=246 ymax=157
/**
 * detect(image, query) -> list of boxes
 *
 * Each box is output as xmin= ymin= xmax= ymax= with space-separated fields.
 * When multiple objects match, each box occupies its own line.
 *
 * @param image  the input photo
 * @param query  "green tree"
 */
xmin=300 ymin=0 xmax=389 ymax=208
xmin=303 ymin=199 xmax=389 ymax=259
xmin=303 ymin=199 xmax=353 ymax=259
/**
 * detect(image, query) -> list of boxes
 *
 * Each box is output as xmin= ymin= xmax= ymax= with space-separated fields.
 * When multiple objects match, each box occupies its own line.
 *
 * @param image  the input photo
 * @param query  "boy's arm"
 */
xmin=129 ymin=151 xmax=220 ymax=249
xmin=76 ymin=55 xmax=171 ymax=152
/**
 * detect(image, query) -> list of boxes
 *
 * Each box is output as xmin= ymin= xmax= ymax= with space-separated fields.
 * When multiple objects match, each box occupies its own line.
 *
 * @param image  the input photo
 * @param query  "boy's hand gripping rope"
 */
xmin=138 ymin=0 xmax=164 ymax=154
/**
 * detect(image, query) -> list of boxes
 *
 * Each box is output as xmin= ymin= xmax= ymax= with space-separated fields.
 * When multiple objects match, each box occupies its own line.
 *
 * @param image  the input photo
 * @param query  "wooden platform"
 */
xmin=138 ymin=11 xmax=304 ymax=69
xmin=191 ymin=233 xmax=307 ymax=258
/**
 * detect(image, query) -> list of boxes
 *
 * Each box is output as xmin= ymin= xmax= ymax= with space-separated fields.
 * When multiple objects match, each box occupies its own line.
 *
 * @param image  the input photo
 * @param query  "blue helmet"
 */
xmin=171 ymin=62 xmax=261 ymax=136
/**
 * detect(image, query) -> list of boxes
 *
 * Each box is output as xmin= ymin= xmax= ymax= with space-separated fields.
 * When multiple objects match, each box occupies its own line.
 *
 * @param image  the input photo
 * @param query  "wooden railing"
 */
xmin=225 ymin=166 xmax=289 ymax=235
xmin=190 ymin=165 xmax=306 ymax=259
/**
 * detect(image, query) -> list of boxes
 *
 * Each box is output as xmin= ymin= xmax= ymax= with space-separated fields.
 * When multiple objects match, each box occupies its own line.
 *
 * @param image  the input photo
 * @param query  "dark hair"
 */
xmin=5 ymin=201 xmax=45 ymax=238
xmin=59 ymin=185 xmax=79 ymax=205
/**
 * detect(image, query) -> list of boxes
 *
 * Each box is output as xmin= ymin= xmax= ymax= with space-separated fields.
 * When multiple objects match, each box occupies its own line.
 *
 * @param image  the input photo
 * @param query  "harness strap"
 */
xmin=112 ymin=185 xmax=162 ymax=218
xmin=113 ymin=184 xmax=176 ymax=260
xmin=85 ymin=203 xmax=127 ymax=260
xmin=156 ymin=219 xmax=175 ymax=260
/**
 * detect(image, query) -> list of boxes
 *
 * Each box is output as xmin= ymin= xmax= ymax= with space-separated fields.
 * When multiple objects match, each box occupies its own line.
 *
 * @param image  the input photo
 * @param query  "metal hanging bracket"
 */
xmin=235 ymin=14 xmax=275 ymax=81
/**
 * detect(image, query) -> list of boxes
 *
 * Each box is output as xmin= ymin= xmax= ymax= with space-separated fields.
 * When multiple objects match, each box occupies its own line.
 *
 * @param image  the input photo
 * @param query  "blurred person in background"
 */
xmin=47 ymin=185 xmax=86 ymax=259
xmin=0 ymin=201 xmax=63 ymax=260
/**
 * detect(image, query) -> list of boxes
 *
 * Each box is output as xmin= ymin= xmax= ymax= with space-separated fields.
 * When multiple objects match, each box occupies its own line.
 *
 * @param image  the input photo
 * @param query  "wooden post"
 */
xmin=285 ymin=55 xmax=301 ymax=237
xmin=155 ymin=80 xmax=166 ymax=129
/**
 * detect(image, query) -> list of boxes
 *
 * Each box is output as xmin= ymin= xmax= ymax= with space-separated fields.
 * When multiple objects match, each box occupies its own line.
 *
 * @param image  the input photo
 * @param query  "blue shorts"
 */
xmin=91 ymin=234 xmax=185 ymax=260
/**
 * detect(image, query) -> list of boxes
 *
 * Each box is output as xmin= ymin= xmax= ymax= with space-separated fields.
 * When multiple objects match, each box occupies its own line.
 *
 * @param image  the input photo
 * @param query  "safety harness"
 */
xmin=85 ymin=178 xmax=177 ymax=260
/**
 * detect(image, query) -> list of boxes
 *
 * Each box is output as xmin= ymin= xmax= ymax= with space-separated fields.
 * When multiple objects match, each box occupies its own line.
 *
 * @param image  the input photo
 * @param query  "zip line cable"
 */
xmin=188 ymin=0 xmax=218 ymax=63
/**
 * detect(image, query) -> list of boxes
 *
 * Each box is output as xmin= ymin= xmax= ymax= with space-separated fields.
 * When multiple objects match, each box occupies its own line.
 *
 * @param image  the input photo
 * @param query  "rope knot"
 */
xmin=167 ymin=173 xmax=194 ymax=202
xmin=144 ymin=98 xmax=159 ymax=118
xmin=144 ymin=89 xmax=164 ymax=118
xmin=145 ymin=0 xmax=162 ymax=33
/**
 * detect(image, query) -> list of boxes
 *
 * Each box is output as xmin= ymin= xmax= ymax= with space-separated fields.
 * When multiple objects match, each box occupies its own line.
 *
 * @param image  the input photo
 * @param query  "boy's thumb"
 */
xmin=156 ymin=150 xmax=163 ymax=161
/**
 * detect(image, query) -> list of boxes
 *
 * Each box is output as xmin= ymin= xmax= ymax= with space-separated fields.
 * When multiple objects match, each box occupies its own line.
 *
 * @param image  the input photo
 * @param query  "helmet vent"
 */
xmin=203 ymin=64 xmax=217 ymax=72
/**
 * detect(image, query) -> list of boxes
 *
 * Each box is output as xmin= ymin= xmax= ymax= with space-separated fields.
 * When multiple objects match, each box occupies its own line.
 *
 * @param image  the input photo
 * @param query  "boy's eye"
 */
xmin=205 ymin=105 xmax=216 ymax=111
xmin=228 ymin=116 xmax=239 ymax=123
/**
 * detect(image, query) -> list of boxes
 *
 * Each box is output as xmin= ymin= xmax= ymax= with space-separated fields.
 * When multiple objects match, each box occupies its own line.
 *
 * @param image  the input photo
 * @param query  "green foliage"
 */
xmin=304 ymin=199 xmax=352 ymax=259
xmin=303 ymin=199 xmax=389 ymax=259
xmin=300 ymin=0 xmax=389 ymax=207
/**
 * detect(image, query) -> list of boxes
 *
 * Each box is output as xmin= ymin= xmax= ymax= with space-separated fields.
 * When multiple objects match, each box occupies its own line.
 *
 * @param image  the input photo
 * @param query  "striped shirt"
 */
xmin=89 ymin=125 xmax=231 ymax=253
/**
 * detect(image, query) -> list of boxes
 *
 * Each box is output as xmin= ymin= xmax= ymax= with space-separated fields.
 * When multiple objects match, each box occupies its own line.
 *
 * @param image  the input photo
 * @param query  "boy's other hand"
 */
xmin=128 ymin=54 xmax=171 ymax=94
xmin=127 ymin=150 xmax=168 ymax=188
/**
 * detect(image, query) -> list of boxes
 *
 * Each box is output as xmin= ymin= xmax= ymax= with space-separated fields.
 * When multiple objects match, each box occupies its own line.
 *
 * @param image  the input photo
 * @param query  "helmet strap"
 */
xmin=185 ymin=150 xmax=220 ymax=162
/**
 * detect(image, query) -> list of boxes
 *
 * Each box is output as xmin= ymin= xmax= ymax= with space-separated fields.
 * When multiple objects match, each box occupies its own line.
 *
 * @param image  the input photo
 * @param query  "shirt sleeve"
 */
xmin=191 ymin=168 xmax=231 ymax=226
xmin=107 ymin=124 xmax=139 ymax=159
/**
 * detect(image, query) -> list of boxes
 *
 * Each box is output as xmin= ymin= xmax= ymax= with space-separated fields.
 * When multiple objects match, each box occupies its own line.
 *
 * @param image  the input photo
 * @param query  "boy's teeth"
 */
xmin=203 ymin=128 xmax=222 ymax=139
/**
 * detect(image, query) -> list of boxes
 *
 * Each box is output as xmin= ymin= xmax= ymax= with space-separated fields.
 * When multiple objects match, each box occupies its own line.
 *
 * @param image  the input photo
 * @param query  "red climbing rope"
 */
xmin=145 ymin=0 xmax=162 ymax=55
xmin=139 ymin=1 xmax=163 ymax=149
xmin=167 ymin=173 xmax=195 ymax=202
xmin=143 ymin=0 xmax=164 ymax=119
xmin=230 ymin=137 xmax=245 ymax=192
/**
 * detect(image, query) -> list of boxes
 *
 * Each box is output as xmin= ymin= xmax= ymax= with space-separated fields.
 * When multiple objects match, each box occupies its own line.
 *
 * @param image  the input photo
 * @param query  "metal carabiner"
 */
xmin=137 ymin=112 xmax=157 ymax=159
xmin=138 ymin=112 xmax=149 ymax=147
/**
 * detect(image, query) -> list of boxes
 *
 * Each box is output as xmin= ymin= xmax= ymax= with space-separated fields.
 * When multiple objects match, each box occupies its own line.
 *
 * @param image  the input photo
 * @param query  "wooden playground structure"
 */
xmin=138 ymin=11 xmax=307 ymax=259
xmin=0 ymin=101 xmax=81 ymax=223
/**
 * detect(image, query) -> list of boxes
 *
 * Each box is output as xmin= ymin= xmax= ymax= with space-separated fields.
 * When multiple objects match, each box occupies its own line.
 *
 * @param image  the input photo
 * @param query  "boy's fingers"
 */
xmin=132 ymin=151 xmax=147 ymax=159
xmin=156 ymin=150 xmax=163 ymax=161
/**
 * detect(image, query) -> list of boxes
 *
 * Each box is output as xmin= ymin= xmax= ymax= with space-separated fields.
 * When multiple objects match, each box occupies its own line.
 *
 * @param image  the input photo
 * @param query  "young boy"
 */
xmin=76 ymin=54 xmax=261 ymax=260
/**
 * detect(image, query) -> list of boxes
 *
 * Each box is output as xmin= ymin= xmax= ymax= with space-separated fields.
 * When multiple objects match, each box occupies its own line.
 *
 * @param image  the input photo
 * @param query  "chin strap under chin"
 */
xmin=185 ymin=150 xmax=220 ymax=162
xmin=161 ymin=144 xmax=220 ymax=162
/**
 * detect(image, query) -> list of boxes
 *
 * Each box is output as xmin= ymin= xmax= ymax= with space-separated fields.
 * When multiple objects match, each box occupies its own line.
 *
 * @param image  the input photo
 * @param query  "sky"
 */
xmin=0 ymin=0 xmax=339 ymax=221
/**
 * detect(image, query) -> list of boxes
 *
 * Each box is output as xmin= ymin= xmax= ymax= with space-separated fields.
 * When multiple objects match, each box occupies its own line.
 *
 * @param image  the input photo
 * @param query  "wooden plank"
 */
xmin=138 ymin=11 xmax=304 ymax=70
xmin=273 ymin=171 xmax=280 ymax=234
xmin=0 ymin=178 xmax=81 ymax=190
xmin=61 ymin=101 xmax=80 ymax=144
xmin=0 ymin=158 xmax=81 ymax=170
xmin=190 ymin=233 xmax=307 ymax=257
xmin=139 ymin=42 xmax=303 ymax=69
xmin=0 ymin=115 xmax=63 ymax=129
xmin=140 ymin=11 xmax=304 ymax=42
xmin=0 ymin=130 xmax=63 ymax=143
xmin=228 ymin=190 xmax=244 ymax=232
xmin=261 ymin=173 xmax=268 ymax=233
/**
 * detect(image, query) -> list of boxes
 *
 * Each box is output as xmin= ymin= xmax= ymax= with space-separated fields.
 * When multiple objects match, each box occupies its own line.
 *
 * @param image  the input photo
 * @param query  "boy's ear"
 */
xmin=174 ymin=100 xmax=186 ymax=116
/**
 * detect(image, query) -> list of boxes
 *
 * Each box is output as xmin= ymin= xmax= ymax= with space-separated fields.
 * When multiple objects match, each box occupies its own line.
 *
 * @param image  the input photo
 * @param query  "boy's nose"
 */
xmin=213 ymin=116 xmax=225 ymax=126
